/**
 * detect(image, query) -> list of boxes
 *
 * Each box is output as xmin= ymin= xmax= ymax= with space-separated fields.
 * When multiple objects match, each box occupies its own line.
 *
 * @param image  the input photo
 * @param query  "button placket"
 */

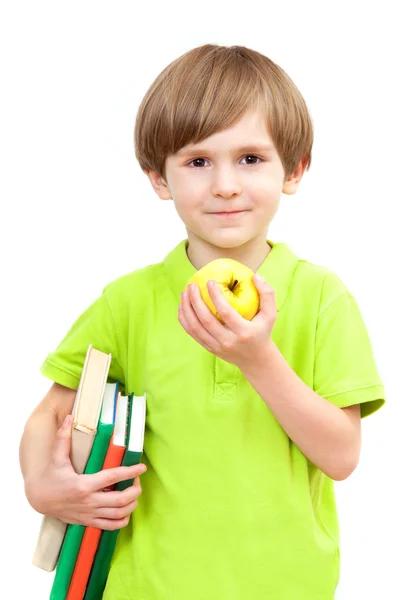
xmin=213 ymin=357 xmax=241 ymax=402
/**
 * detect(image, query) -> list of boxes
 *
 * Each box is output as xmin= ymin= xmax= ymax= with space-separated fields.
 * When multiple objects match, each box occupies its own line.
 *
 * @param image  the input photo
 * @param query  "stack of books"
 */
xmin=32 ymin=344 xmax=146 ymax=600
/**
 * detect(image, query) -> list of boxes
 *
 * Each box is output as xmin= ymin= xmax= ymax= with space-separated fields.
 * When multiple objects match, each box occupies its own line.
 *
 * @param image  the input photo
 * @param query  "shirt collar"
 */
xmin=163 ymin=238 xmax=300 ymax=312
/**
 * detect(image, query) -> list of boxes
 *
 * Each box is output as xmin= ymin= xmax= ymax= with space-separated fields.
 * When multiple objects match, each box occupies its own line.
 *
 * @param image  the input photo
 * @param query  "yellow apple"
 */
xmin=184 ymin=258 xmax=260 ymax=324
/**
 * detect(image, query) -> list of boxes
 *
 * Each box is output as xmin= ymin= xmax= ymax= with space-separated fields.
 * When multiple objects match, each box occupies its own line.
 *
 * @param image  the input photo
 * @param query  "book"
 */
xmin=65 ymin=392 xmax=130 ymax=600
xmin=32 ymin=344 xmax=112 ymax=572
xmin=49 ymin=382 xmax=119 ymax=600
xmin=84 ymin=392 xmax=147 ymax=600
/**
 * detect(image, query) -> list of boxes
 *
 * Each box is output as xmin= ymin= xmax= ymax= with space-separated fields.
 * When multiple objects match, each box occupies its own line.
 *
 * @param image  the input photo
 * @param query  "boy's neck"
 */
xmin=186 ymin=234 xmax=273 ymax=273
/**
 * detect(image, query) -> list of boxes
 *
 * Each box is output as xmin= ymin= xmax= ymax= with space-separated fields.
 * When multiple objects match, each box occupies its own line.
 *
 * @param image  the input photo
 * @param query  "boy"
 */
xmin=20 ymin=44 xmax=385 ymax=599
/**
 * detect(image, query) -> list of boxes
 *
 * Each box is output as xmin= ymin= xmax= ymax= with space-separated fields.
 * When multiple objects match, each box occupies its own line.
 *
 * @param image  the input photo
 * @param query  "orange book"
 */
xmin=66 ymin=393 xmax=129 ymax=600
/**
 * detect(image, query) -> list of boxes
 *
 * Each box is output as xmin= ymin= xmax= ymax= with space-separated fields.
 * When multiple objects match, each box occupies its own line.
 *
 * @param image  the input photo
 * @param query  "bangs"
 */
xmin=134 ymin=45 xmax=313 ymax=182
xmin=162 ymin=48 xmax=271 ymax=155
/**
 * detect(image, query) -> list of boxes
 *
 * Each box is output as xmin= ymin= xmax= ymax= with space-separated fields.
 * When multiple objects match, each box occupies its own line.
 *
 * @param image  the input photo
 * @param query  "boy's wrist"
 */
xmin=238 ymin=339 xmax=275 ymax=376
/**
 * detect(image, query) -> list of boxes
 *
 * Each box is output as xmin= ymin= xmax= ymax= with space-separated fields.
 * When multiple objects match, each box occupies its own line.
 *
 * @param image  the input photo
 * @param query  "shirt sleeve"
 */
xmin=313 ymin=285 xmax=385 ymax=418
xmin=40 ymin=287 xmax=126 ymax=393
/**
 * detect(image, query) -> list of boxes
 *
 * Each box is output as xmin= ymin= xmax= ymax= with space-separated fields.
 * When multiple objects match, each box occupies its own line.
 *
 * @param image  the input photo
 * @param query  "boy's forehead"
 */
xmin=175 ymin=142 xmax=275 ymax=158
xmin=174 ymin=110 xmax=274 ymax=157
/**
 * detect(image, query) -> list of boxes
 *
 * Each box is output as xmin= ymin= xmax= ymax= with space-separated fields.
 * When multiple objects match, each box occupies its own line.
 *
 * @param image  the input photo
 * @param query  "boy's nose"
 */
xmin=211 ymin=168 xmax=243 ymax=199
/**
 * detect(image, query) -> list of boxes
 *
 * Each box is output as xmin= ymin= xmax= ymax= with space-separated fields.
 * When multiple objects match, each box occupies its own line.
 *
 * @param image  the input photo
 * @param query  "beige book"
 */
xmin=32 ymin=344 xmax=112 ymax=572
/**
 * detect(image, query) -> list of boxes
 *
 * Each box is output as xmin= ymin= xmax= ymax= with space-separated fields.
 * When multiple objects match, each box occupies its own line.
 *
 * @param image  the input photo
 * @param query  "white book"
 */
xmin=32 ymin=344 xmax=112 ymax=571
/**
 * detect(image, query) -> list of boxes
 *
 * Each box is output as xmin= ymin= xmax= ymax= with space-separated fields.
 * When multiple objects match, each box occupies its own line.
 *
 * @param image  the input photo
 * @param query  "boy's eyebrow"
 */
xmin=176 ymin=144 xmax=275 ymax=157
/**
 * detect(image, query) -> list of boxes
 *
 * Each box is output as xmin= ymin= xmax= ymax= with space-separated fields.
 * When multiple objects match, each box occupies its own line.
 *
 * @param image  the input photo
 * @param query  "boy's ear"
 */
xmin=144 ymin=169 xmax=172 ymax=200
xmin=282 ymin=156 xmax=308 ymax=195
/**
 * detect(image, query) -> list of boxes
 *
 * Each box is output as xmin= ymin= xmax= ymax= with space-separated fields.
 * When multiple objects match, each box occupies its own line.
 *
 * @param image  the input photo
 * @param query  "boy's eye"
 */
xmin=188 ymin=155 xmax=262 ymax=168
xmin=243 ymin=155 xmax=262 ymax=165
xmin=189 ymin=158 xmax=208 ymax=168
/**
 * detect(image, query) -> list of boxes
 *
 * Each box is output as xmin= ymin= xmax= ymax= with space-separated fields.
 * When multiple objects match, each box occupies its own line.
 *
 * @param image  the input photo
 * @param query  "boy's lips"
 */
xmin=211 ymin=210 xmax=247 ymax=217
xmin=211 ymin=210 xmax=247 ymax=215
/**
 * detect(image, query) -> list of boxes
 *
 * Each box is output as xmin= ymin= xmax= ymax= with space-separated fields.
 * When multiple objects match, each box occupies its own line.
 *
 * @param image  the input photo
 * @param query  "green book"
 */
xmin=84 ymin=392 xmax=147 ymax=600
xmin=49 ymin=382 xmax=119 ymax=600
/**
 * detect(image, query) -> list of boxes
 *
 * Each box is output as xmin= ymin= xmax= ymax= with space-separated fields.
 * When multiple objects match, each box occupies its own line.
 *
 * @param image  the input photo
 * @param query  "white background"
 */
xmin=1 ymin=1 xmax=398 ymax=598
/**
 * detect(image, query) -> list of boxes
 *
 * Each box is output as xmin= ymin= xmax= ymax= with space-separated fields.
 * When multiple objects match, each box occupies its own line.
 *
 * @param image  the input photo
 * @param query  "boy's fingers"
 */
xmin=85 ymin=464 xmax=147 ymax=491
xmin=92 ymin=480 xmax=143 ymax=507
xmin=94 ymin=498 xmax=139 ymax=520
xmin=91 ymin=516 xmax=131 ymax=531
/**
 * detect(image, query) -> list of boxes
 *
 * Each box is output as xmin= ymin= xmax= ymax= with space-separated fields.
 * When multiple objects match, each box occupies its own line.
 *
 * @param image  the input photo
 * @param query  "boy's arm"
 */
xmin=179 ymin=278 xmax=381 ymax=482
xmin=240 ymin=341 xmax=361 ymax=481
xmin=19 ymin=382 xmax=76 ymax=496
xmin=19 ymin=382 xmax=147 ymax=530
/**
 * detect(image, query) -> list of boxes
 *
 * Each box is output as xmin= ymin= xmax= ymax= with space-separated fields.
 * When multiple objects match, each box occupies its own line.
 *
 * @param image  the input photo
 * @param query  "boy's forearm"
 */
xmin=240 ymin=341 xmax=360 ymax=481
xmin=19 ymin=409 xmax=58 ymax=494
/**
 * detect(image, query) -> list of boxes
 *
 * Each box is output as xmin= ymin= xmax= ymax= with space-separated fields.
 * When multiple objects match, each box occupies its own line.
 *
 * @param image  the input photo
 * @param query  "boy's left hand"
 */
xmin=178 ymin=275 xmax=276 ymax=371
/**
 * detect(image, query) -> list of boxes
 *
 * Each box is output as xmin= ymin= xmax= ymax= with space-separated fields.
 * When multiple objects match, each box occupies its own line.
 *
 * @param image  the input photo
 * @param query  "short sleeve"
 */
xmin=313 ymin=288 xmax=385 ymax=418
xmin=40 ymin=288 xmax=125 ymax=393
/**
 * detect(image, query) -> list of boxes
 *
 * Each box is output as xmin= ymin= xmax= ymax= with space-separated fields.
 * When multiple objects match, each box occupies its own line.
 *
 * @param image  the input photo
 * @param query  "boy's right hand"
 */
xmin=25 ymin=415 xmax=147 ymax=531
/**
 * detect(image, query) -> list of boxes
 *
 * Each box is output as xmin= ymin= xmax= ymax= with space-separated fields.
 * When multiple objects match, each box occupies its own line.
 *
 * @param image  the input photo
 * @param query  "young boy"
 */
xmin=20 ymin=44 xmax=385 ymax=599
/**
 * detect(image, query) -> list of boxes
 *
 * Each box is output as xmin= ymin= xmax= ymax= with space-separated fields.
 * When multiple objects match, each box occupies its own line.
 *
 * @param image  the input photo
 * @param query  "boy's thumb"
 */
xmin=52 ymin=415 xmax=73 ymax=468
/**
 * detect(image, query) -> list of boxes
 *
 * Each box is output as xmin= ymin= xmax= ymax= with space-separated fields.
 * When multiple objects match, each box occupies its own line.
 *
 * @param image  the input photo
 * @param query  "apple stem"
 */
xmin=231 ymin=279 xmax=239 ymax=291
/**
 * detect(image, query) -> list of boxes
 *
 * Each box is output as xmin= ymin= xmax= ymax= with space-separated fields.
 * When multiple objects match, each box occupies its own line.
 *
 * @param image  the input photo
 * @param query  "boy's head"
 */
xmin=134 ymin=44 xmax=313 ymax=256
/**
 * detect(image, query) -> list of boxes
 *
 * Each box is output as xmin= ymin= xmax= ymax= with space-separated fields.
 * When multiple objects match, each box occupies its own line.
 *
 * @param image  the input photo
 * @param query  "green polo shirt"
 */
xmin=41 ymin=238 xmax=385 ymax=600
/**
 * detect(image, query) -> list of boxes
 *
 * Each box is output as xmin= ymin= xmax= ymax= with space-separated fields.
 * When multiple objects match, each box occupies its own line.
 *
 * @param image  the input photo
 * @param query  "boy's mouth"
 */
xmin=212 ymin=210 xmax=246 ymax=216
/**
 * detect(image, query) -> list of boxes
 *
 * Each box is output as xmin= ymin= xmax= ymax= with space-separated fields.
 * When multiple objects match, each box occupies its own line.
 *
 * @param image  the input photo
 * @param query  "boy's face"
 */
xmin=145 ymin=109 xmax=306 ymax=265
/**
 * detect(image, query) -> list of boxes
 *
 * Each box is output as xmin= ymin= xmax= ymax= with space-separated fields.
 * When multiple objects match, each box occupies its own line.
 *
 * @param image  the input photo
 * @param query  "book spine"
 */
xmin=31 ymin=428 xmax=96 ymax=573
xmin=84 ymin=394 xmax=143 ymax=600
xmin=117 ymin=450 xmax=143 ymax=490
xmin=32 ymin=517 xmax=68 ymax=572
xmin=84 ymin=450 xmax=144 ymax=599
xmin=66 ymin=437 xmax=127 ymax=598
xmin=65 ymin=445 xmax=126 ymax=599
xmin=65 ymin=528 xmax=102 ymax=600
xmin=49 ymin=422 xmax=114 ymax=599
xmin=32 ymin=346 xmax=112 ymax=572
xmin=83 ymin=529 xmax=119 ymax=600
xmin=71 ymin=344 xmax=93 ymax=421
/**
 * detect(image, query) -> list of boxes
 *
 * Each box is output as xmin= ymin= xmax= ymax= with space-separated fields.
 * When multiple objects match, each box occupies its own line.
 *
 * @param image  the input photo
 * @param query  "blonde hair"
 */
xmin=134 ymin=44 xmax=313 ymax=183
